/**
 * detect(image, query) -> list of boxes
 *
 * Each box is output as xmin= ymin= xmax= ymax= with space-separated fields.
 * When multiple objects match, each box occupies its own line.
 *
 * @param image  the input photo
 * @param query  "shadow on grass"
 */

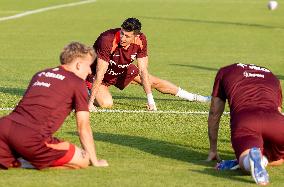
xmin=93 ymin=132 xmax=251 ymax=183
xmin=141 ymin=16 xmax=284 ymax=30
xmin=0 ymin=87 xmax=25 ymax=96
xmin=170 ymin=64 xmax=284 ymax=80
xmin=170 ymin=64 xmax=218 ymax=72
xmin=276 ymin=75 xmax=284 ymax=80
xmin=94 ymin=132 xmax=203 ymax=164
xmin=68 ymin=131 xmax=209 ymax=165
xmin=189 ymin=168 xmax=253 ymax=184
xmin=67 ymin=131 xmax=248 ymax=183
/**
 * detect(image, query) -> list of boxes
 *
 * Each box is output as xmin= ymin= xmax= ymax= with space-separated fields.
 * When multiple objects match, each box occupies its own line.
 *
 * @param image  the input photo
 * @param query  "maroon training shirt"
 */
xmin=212 ymin=63 xmax=282 ymax=117
xmin=7 ymin=66 xmax=89 ymax=137
xmin=91 ymin=28 xmax=147 ymax=81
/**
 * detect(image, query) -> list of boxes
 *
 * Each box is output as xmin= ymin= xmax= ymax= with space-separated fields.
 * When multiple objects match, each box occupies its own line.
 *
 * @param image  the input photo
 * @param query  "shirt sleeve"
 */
xmin=136 ymin=34 xmax=148 ymax=58
xmin=212 ymin=68 xmax=227 ymax=101
xmin=94 ymin=35 xmax=112 ymax=63
xmin=73 ymin=81 xmax=89 ymax=112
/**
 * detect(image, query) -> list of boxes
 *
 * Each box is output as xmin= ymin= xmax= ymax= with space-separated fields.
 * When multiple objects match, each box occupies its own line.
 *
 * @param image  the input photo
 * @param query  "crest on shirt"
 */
xmin=131 ymin=53 xmax=137 ymax=61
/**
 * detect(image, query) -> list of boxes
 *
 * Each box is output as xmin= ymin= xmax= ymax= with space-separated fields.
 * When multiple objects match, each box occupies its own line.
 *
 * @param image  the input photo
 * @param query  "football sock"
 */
xmin=175 ymin=88 xmax=195 ymax=101
xmin=176 ymin=87 xmax=210 ymax=102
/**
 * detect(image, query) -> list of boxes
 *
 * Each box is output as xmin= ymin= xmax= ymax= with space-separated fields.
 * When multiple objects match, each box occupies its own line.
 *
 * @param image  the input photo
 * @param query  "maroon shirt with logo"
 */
xmin=91 ymin=28 xmax=147 ymax=82
xmin=7 ymin=66 xmax=89 ymax=137
xmin=212 ymin=63 xmax=282 ymax=117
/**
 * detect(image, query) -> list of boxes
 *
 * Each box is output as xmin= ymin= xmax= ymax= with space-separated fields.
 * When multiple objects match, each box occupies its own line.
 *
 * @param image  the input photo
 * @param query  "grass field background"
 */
xmin=0 ymin=0 xmax=284 ymax=186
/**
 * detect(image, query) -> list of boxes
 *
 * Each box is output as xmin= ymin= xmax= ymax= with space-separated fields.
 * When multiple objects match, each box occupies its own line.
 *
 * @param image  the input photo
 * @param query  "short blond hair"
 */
xmin=60 ymin=42 xmax=96 ymax=65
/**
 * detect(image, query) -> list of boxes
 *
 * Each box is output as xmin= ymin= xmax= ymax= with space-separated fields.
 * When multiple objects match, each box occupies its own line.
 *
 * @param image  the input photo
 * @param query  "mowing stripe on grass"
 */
xmin=0 ymin=107 xmax=229 ymax=115
xmin=0 ymin=0 xmax=96 ymax=22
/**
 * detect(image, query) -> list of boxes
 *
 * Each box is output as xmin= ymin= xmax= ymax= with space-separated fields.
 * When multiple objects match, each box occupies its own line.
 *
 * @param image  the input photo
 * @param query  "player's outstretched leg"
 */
xmin=249 ymin=147 xmax=269 ymax=185
xmin=133 ymin=74 xmax=211 ymax=102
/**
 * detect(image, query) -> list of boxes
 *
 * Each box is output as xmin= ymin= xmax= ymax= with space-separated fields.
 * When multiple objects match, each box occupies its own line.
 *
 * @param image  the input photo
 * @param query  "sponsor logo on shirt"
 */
xmin=131 ymin=53 xmax=137 ymax=61
xmin=243 ymin=71 xmax=264 ymax=78
xmin=38 ymin=71 xmax=65 ymax=80
xmin=237 ymin=63 xmax=270 ymax=73
xmin=107 ymin=69 xmax=124 ymax=76
xmin=109 ymin=60 xmax=131 ymax=69
xmin=33 ymin=81 xmax=51 ymax=88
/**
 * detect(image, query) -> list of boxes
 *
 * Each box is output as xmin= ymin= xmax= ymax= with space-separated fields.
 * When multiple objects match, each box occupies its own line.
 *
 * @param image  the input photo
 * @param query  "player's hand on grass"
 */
xmin=88 ymin=103 xmax=97 ymax=112
xmin=92 ymin=159 xmax=109 ymax=167
xmin=147 ymin=103 xmax=157 ymax=111
xmin=206 ymin=151 xmax=221 ymax=162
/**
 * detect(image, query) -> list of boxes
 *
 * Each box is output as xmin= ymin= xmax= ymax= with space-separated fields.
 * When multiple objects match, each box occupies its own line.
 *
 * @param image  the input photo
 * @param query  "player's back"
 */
xmin=7 ymin=66 xmax=88 ymax=136
xmin=220 ymin=63 xmax=281 ymax=115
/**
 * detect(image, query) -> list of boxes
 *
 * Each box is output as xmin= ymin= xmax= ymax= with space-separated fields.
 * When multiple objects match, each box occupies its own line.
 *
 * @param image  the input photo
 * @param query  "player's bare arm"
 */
xmin=76 ymin=111 xmax=108 ymax=167
xmin=88 ymin=58 xmax=109 ymax=111
xmin=137 ymin=56 xmax=157 ymax=111
xmin=206 ymin=96 xmax=225 ymax=161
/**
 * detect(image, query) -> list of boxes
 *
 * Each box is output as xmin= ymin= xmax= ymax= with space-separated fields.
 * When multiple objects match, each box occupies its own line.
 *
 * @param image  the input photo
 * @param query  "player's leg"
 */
xmin=16 ymin=144 xmax=90 ymax=169
xmin=94 ymin=84 xmax=113 ymax=108
xmin=0 ymin=117 xmax=21 ymax=169
xmin=50 ymin=144 xmax=90 ymax=169
xmin=132 ymin=74 xmax=211 ymax=102
xmin=44 ymin=141 xmax=89 ymax=169
xmin=231 ymin=111 xmax=269 ymax=185
xmin=86 ymin=73 xmax=113 ymax=108
xmin=262 ymin=112 xmax=284 ymax=167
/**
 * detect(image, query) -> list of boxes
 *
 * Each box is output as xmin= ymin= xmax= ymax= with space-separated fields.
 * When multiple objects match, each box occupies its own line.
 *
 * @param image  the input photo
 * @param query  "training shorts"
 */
xmin=231 ymin=109 xmax=284 ymax=161
xmin=0 ymin=117 xmax=75 ymax=169
xmin=87 ymin=64 xmax=139 ymax=90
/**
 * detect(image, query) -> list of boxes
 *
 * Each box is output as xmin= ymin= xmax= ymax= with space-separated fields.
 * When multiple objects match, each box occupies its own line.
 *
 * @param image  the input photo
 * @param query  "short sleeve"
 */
xmin=136 ymin=34 xmax=148 ymax=58
xmin=73 ymin=81 xmax=89 ymax=112
xmin=212 ymin=68 xmax=227 ymax=101
xmin=94 ymin=35 xmax=112 ymax=63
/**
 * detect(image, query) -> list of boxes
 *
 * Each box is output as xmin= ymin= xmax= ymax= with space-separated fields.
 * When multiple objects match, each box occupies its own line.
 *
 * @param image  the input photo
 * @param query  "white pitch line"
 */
xmin=0 ymin=107 xmax=229 ymax=115
xmin=0 ymin=0 xmax=97 ymax=22
xmin=0 ymin=108 xmax=14 ymax=111
xmin=97 ymin=109 xmax=214 ymax=115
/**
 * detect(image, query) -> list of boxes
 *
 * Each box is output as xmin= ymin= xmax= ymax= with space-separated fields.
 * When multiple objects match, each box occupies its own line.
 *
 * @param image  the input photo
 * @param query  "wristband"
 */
xmin=147 ymin=93 xmax=155 ymax=105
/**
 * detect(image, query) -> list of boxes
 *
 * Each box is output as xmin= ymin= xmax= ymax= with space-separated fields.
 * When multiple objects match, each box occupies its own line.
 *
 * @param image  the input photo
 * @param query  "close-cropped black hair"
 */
xmin=121 ymin=18 xmax=141 ymax=35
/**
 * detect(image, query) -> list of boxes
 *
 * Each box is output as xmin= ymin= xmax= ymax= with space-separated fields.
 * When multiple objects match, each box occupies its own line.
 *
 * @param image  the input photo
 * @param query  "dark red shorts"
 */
xmin=86 ymin=64 xmax=139 ymax=90
xmin=0 ymin=117 xmax=75 ymax=169
xmin=231 ymin=109 xmax=284 ymax=161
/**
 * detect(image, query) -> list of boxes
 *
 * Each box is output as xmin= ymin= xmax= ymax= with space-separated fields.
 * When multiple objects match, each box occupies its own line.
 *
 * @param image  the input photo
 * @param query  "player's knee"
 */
xmin=99 ymin=100 xmax=113 ymax=108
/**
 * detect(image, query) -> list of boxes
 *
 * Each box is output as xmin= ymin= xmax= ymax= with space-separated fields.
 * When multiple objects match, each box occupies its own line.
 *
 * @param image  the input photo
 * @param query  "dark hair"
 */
xmin=60 ymin=42 xmax=95 ymax=65
xmin=121 ymin=18 xmax=142 ymax=35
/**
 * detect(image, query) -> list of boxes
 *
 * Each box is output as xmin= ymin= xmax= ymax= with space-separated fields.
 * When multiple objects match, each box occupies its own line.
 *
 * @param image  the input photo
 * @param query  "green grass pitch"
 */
xmin=0 ymin=0 xmax=284 ymax=186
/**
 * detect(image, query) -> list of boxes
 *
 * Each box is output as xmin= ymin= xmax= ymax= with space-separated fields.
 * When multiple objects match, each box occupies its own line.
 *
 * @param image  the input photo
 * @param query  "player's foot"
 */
xmin=17 ymin=158 xmax=35 ymax=169
xmin=194 ymin=95 xmax=211 ymax=102
xmin=215 ymin=159 xmax=239 ymax=170
xmin=249 ymin=147 xmax=269 ymax=185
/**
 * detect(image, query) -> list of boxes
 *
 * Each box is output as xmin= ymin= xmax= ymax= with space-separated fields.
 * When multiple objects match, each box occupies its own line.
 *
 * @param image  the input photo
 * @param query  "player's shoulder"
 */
xmin=133 ymin=32 xmax=147 ymax=50
xmin=218 ymin=63 xmax=240 ymax=73
xmin=98 ymin=28 xmax=120 ymax=41
xmin=136 ymin=32 xmax=147 ymax=43
xmin=54 ymin=66 xmax=84 ymax=84
xmin=138 ymin=32 xmax=147 ymax=40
